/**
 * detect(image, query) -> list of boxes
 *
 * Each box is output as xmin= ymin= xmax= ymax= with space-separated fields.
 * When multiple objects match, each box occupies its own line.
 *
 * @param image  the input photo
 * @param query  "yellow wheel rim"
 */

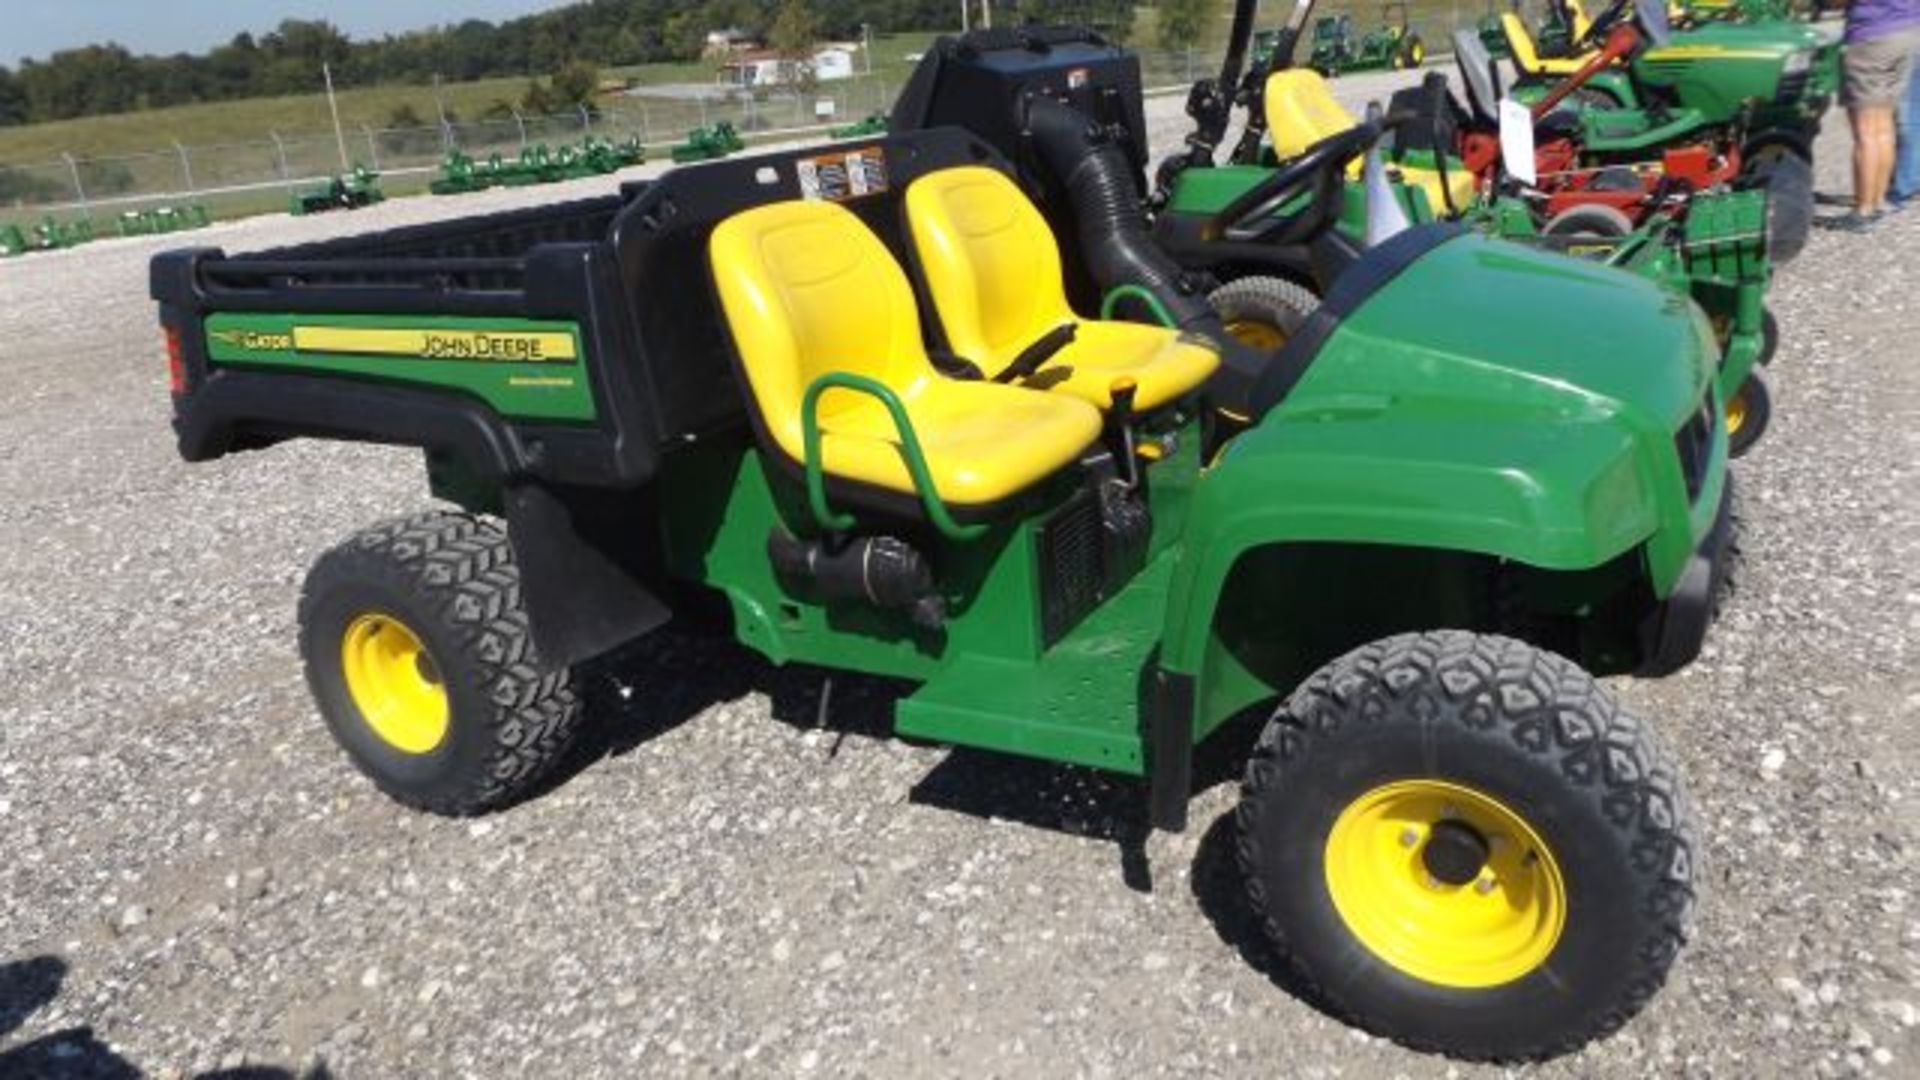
xmin=341 ymin=613 xmax=450 ymax=754
xmin=1725 ymin=389 xmax=1748 ymax=435
xmin=1224 ymin=318 xmax=1289 ymax=352
xmin=1324 ymin=779 xmax=1566 ymax=989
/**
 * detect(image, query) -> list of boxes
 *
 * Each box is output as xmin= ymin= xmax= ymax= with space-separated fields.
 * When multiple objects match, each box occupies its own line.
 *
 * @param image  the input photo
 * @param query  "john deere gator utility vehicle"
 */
xmin=157 ymin=121 xmax=1724 ymax=1059
xmin=1307 ymin=3 xmax=1426 ymax=75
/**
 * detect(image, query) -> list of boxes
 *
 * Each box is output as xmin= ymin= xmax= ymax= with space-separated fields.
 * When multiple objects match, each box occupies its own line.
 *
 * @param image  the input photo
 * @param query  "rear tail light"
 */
xmin=163 ymin=325 xmax=186 ymax=395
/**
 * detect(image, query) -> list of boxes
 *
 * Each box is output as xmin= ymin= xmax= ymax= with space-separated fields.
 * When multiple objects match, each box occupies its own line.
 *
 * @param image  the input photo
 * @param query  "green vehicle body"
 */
xmin=290 ymin=165 xmax=386 ymax=216
xmin=155 ymin=131 xmax=1729 ymax=824
xmin=670 ymin=121 xmax=746 ymax=163
xmin=0 ymin=223 xmax=26 ymax=257
xmin=1511 ymin=17 xmax=1839 ymax=159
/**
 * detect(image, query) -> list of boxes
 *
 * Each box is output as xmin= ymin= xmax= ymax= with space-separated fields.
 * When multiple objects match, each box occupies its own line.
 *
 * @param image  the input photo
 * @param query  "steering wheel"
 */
xmin=1575 ymin=0 xmax=1633 ymax=50
xmin=1205 ymin=120 xmax=1385 ymax=247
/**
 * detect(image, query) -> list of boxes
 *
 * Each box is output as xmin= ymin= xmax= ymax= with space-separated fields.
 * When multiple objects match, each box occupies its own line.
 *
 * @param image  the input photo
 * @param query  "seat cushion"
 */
xmin=1392 ymin=164 xmax=1480 ymax=215
xmin=815 ymin=378 xmax=1102 ymax=507
xmin=904 ymin=166 xmax=1218 ymax=412
xmin=1035 ymin=322 xmax=1220 ymax=412
xmin=710 ymin=198 xmax=1101 ymax=511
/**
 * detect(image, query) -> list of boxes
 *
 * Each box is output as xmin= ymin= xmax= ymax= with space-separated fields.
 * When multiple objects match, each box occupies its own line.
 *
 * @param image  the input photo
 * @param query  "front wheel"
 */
xmin=299 ymin=510 xmax=584 ymax=815
xmin=1726 ymin=370 xmax=1772 ymax=458
xmin=1236 ymin=631 xmax=1698 ymax=1060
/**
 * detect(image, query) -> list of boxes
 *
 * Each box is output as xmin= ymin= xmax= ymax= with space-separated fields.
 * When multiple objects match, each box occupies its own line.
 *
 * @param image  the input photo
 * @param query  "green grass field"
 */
xmin=0 ymin=31 xmax=944 ymax=168
xmin=0 ymin=1 xmax=1490 ymax=236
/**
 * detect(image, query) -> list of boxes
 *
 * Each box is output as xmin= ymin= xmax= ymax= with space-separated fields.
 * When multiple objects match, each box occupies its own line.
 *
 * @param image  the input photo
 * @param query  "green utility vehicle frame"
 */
xmin=1307 ymin=3 xmax=1425 ymax=75
xmin=159 ymin=26 xmax=1730 ymax=1058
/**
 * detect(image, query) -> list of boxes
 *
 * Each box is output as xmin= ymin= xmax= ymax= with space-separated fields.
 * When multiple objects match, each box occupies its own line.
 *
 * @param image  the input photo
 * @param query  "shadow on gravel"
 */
xmin=1188 ymin=811 xmax=1332 ymax=1019
xmin=530 ymin=628 xmax=913 ymax=801
xmin=0 ymin=954 xmax=326 ymax=1079
xmin=536 ymin=626 xmax=1279 ymax=897
xmin=910 ymin=708 xmax=1268 ymax=893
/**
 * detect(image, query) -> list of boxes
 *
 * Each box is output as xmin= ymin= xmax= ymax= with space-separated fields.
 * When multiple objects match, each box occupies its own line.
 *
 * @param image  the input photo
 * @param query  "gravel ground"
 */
xmin=2 ymin=66 xmax=1917 ymax=1078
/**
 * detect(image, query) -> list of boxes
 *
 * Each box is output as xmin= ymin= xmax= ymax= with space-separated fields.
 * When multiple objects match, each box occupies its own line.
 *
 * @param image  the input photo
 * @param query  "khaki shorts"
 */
xmin=1845 ymin=28 xmax=1920 ymax=108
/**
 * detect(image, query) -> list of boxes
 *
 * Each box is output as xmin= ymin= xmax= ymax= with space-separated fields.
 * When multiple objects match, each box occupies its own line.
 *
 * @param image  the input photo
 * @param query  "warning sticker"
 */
xmin=796 ymin=148 xmax=890 ymax=203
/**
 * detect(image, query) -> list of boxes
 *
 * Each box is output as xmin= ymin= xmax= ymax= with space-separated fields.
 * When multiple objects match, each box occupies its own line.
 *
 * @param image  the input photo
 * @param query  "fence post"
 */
xmin=580 ymin=103 xmax=592 ymax=134
xmin=268 ymin=131 xmax=289 ymax=190
xmin=173 ymin=140 xmax=195 ymax=194
xmin=511 ymin=108 xmax=527 ymax=151
xmin=639 ymin=100 xmax=651 ymax=143
xmin=361 ymin=124 xmax=380 ymax=170
xmin=62 ymin=153 xmax=90 ymax=215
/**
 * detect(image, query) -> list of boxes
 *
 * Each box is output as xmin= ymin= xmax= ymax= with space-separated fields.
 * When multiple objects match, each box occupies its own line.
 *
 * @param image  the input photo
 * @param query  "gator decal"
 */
xmin=205 ymin=313 xmax=595 ymax=423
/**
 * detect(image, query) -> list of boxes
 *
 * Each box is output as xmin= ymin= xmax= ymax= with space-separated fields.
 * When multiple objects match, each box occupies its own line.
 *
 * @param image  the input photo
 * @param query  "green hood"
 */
xmin=1286 ymin=232 xmax=1715 ymax=434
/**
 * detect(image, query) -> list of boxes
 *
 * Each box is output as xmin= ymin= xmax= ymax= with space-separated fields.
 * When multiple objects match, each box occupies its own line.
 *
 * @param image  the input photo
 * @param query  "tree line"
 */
xmin=0 ymin=0 xmax=1149 ymax=129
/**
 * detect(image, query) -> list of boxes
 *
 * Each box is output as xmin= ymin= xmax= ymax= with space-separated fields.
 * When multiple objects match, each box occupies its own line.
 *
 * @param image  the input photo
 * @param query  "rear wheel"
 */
xmin=1741 ymin=146 xmax=1813 ymax=264
xmin=299 ymin=510 xmax=583 ymax=815
xmin=1209 ymin=276 xmax=1319 ymax=353
xmin=1237 ymin=631 xmax=1697 ymax=1060
xmin=1726 ymin=370 xmax=1771 ymax=458
xmin=1404 ymin=36 xmax=1426 ymax=68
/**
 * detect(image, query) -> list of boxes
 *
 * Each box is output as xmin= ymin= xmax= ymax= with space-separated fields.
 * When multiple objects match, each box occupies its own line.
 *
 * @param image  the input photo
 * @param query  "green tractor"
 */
xmin=289 ymin=165 xmax=386 ymax=216
xmin=1307 ymin=2 xmax=1426 ymax=75
xmin=1500 ymin=0 xmax=1839 ymax=170
xmin=670 ymin=120 xmax=747 ymax=163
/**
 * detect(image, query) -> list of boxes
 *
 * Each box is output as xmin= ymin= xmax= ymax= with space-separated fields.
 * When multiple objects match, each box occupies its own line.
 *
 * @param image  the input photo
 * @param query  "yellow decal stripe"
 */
xmin=1643 ymin=47 xmax=1780 ymax=60
xmin=290 ymin=326 xmax=578 ymax=363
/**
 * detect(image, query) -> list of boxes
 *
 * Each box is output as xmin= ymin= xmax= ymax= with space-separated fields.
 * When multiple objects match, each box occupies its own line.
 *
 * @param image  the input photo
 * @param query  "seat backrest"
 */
xmin=1568 ymin=0 xmax=1595 ymax=42
xmin=1453 ymin=28 xmax=1502 ymax=121
xmin=904 ymin=166 xmax=1075 ymax=369
xmin=708 ymin=200 xmax=933 ymax=456
xmin=1265 ymin=69 xmax=1360 ymax=162
xmin=1501 ymin=12 xmax=1546 ymax=74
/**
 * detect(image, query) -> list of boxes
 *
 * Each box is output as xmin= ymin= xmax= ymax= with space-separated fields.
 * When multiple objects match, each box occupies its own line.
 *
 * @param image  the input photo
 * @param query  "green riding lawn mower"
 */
xmin=1306 ymin=2 xmax=1427 ymax=75
xmin=1500 ymin=0 xmax=1839 ymax=178
xmin=154 ymin=9 xmax=1748 ymax=1065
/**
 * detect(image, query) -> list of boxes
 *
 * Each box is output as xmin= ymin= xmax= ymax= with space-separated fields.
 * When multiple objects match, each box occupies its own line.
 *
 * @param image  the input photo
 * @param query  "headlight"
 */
xmin=1782 ymin=50 xmax=1812 ymax=77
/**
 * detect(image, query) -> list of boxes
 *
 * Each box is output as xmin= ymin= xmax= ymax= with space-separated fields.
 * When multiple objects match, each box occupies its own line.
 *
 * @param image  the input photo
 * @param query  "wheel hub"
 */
xmin=1323 ymin=779 xmax=1567 ymax=988
xmin=341 ymin=612 xmax=450 ymax=755
xmin=1420 ymin=819 xmax=1491 ymax=886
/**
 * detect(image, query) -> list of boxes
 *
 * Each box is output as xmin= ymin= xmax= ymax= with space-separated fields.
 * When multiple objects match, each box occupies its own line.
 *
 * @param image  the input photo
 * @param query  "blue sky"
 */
xmin=9 ymin=1 xmax=575 ymax=65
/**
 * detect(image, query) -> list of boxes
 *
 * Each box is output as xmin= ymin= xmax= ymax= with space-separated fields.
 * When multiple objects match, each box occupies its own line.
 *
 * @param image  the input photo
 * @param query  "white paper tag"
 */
xmin=1498 ymin=98 xmax=1537 ymax=186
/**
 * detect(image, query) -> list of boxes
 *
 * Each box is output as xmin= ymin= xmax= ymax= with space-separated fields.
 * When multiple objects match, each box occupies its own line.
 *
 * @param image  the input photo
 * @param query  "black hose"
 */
xmin=1025 ymin=95 xmax=1214 ymax=330
xmin=1025 ymin=94 xmax=1266 ymax=416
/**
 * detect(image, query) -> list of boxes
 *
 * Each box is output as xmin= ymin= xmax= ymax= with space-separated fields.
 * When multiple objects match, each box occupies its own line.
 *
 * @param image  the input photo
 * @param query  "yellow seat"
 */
xmin=903 ymin=166 xmax=1218 ymax=412
xmin=1502 ymin=12 xmax=1594 ymax=78
xmin=1264 ymin=69 xmax=1479 ymax=215
xmin=708 ymin=199 xmax=1102 ymax=512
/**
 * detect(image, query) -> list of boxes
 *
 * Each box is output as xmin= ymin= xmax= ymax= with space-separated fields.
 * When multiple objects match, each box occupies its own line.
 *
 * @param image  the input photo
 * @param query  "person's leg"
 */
xmin=1895 ymin=58 xmax=1920 ymax=202
xmin=1845 ymin=35 xmax=1910 ymax=216
xmin=1859 ymin=106 xmax=1896 ymax=213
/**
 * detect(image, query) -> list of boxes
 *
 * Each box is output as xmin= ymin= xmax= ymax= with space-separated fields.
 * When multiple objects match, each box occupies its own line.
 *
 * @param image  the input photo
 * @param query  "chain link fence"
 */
xmin=0 ymin=25 xmax=1493 ymax=230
